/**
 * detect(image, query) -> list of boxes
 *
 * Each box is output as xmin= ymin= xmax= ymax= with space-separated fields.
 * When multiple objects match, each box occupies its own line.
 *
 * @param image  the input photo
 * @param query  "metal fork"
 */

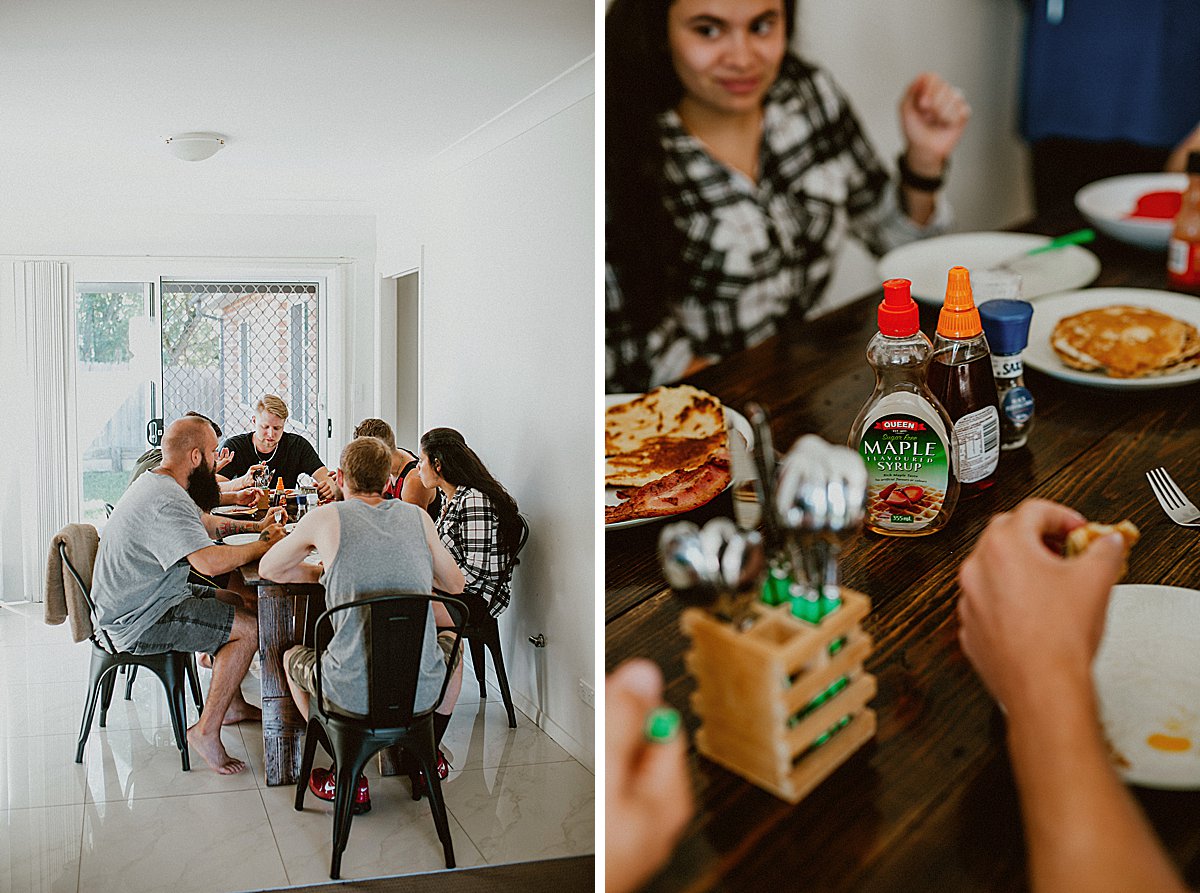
xmin=1146 ymin=467 xmax=1200 ymax=527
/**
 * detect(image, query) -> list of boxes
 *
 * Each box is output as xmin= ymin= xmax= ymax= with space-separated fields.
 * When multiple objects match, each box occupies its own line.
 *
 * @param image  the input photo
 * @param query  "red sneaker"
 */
xmin=412 ymin=752 xmax=450 ymax=799
xmin=308 ymin=767 xmax=371 ymax=815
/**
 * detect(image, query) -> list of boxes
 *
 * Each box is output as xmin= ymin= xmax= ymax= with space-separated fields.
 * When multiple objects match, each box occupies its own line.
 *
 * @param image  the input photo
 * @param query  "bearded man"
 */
xmin=91 ymin=416 xmax=286 ymax=774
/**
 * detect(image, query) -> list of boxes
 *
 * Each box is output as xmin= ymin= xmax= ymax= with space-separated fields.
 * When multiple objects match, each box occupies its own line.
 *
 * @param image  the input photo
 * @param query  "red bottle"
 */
xmin=1167 ymin=151 xmax=1200 ymax=295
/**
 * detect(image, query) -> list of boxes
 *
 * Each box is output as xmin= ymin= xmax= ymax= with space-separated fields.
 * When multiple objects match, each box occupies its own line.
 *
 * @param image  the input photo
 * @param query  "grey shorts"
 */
xmin=131 ymin=585 xmax=235 ymax=655
xmin=286 ymin=630 xmax=461 ymax=698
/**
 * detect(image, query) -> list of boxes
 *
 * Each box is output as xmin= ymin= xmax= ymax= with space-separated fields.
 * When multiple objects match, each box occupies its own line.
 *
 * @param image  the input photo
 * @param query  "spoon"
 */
xmin=659 ymin=518 xmax=765 ymax=627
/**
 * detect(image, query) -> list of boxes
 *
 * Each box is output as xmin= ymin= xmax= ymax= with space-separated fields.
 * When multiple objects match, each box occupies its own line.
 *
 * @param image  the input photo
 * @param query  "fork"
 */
xmin=1146 ymin=467 xmax=1200 ymax=527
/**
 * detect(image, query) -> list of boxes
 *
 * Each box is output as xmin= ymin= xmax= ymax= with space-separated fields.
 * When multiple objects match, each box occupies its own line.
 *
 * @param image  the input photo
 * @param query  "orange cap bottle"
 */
xmin=936 ymin=266 xmax=983 ymax=339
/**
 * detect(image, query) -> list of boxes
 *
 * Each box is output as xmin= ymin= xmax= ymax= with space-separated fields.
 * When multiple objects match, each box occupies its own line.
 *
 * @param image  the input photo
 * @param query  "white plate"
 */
xmin=1075 ymin=173 xmax=1187 ymax=251
xmin=1094 ymin=584 xmax=1200 ymax=789
xmin=605 ymin=394 xmax=752 ymax=531
xmin=221 ymin=532 xmax=261 ymax=546
xmin=211 ymin=505 xmax=258 ymax=517
xmin=877 ymin=232 xmax=1100 ymax=305
xmin=1024 ymin=288 xmax=1200 ymax=390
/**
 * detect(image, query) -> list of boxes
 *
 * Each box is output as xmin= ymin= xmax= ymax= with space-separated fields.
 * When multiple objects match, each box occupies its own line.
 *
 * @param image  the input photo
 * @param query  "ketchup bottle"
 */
xmin=1167 ymin=151 xmax=1200 ymax=295
xmin=927 ymin=267 xmax=1000 ymax=498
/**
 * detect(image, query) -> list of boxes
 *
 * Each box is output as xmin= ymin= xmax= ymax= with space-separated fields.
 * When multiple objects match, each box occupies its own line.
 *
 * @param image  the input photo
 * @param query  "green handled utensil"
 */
xmin=991 ymin=228 xmax=1095 ymax=272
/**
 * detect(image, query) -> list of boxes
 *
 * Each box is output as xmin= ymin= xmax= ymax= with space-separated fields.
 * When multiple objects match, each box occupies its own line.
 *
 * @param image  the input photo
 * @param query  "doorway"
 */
xmin=392 ymin=270 xmax=421 ymax=451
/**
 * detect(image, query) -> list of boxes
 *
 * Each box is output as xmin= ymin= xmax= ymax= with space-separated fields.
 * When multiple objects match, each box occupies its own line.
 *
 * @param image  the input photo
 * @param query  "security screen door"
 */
xmin=74 ymin=280 xmax=321 ymax=526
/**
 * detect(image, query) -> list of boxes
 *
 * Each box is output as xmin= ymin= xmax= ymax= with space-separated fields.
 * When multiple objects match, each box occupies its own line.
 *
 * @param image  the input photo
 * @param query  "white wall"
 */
xmin=0 ymin=212 xmax=376 ymax=602
xmin=799 ymin=0 xmax=1032 ymax=312
xmin=376 ymin=66 xmax=596 ymax=768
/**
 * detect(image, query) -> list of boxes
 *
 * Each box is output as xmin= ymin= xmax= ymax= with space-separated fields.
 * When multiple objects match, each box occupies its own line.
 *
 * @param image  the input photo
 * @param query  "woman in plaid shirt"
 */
xmin=606 ymin=0 xmax=971 ymax=393
xmin=418 ymin=428 xmax=523 ymax=621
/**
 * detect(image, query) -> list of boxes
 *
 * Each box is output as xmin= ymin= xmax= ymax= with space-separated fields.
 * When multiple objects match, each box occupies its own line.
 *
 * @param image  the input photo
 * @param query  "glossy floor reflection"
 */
xmin=0 ymin=601 xmax=594 ymax=891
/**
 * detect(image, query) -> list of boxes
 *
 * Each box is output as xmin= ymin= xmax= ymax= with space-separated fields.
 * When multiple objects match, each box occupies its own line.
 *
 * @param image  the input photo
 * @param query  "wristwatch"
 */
xmin=897 ymin=153 xmax=946 ymax=193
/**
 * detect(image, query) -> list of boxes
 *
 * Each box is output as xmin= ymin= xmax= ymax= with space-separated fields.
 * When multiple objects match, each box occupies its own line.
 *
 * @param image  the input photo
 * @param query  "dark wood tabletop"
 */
xmin=605 ymin=208 xmax=1200 ymax=892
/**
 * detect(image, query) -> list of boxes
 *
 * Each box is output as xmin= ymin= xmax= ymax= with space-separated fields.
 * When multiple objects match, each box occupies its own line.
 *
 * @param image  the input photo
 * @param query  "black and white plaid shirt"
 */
xmin=437 ymin=487 xmax=512 ymax=616
xmin=606 ymin=55 xmax=950 ymax=393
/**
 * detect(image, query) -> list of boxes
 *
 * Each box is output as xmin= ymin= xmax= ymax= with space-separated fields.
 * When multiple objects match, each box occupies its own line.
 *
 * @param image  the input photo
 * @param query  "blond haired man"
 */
xmin=260 ymin=435 xmax=465 ymax=810
xmin=221 ymin=394 xmax=336 ymax=500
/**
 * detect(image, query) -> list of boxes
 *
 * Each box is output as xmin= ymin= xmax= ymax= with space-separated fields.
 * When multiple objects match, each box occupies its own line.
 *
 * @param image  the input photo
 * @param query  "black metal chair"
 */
xmin=463 ymin=514 xmax=529 ymax=728
xmin=295 ymin=592 xmax=467 ymax=879
xmin=59 ymin=541 xmax=204 ymax=770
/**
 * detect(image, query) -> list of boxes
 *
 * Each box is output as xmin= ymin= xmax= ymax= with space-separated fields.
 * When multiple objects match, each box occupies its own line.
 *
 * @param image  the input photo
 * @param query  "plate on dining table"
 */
xmin=1075 ymin=172 xmax=1187 ymax=251
xmin=221 ymin=532 xmax=261 ymax=546
xmin=876 ymin=232 xmax=1100 ymax=304
xmin=1094 ymin=584 xmax=1200 ymax=789
xmin=605 ymin=393 xmax=753 ymax=531
xmin=211 ymin=504 xmax=258 ymax=517
xmin=1023 ymin=288 xmax=1200 ymax=390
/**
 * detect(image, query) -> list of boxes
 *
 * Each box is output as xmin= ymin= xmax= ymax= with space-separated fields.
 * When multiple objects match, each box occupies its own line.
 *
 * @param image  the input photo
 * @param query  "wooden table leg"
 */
xmin=257 ymin=583 xmax=317 ymax=786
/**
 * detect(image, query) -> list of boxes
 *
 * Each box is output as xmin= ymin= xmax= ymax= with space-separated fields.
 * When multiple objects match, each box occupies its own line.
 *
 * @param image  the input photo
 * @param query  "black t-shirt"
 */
xmin=221 ymin=431 xmax=324 ymax=488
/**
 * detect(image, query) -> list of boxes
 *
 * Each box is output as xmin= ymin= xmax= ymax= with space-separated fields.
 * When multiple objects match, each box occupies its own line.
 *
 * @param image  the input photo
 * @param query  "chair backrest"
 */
xmin=58 ymin=541 xmax=118 ymax=653
xmin=312 ymin=592 xmax=467 ymax=730
xmin=499 ymin=513 xmax=530 ymax=588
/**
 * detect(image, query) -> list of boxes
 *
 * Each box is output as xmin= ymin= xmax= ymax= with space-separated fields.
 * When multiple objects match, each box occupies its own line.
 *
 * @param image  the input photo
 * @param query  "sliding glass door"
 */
xmin=73 ymin=278 xmax=323 ymax=526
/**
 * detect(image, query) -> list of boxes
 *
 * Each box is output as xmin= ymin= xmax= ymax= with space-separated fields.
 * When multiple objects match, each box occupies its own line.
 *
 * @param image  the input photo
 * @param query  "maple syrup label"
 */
xmin=858 ymin=412 xmax=950 ymax=531
xmin=952 ymin=405 xmax=1000 ymax=484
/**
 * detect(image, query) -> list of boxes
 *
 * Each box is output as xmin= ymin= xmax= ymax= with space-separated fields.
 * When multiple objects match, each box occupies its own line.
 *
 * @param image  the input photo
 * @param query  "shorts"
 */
xmin=286 ymin=631 xmax=462 ymax=700
xmin=131 ymin=585 xmax=235 ymax=655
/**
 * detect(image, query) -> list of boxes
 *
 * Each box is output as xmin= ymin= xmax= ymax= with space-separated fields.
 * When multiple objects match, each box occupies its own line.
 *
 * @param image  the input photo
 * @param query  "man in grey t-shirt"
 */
xmin=92 ymin=416 xmax=285 ymax=775
xmin=260 ymin=435 xmax=465 ymax=808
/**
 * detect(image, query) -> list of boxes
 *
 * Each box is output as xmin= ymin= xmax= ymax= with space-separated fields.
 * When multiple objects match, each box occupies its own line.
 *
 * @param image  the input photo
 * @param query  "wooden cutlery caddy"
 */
xmin=682 ymin=590 xmax=876 ymax=803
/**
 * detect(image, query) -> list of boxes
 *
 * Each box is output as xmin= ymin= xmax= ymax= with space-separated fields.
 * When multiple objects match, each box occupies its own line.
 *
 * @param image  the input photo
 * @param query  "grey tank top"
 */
xmin=319 ymin=499 xmax=442 ymax=716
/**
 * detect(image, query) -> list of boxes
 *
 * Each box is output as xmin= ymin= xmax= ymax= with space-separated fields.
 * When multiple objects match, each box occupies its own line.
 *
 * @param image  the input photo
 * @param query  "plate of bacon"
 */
xmin=1075 ymin=173 xmax=1187 ymax=251
xmin=604 ymin=385 xmax=751 ymax=530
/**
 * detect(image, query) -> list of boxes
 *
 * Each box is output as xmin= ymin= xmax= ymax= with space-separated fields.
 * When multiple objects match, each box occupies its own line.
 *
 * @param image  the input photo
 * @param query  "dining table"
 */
xmin=605 ymin=206 xmax=1200 ymax=892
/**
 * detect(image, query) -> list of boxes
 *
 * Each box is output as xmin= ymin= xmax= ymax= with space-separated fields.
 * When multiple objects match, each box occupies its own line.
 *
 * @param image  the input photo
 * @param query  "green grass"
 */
xmin=82 ymin=470 xmax=131 ymax=523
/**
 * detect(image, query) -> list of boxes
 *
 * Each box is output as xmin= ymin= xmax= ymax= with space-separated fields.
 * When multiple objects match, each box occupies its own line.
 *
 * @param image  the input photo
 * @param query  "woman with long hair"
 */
xmin=418 ymin=428 xmax=523 ymax=621
xmin=606 ymin=0 xmax=971 ymax=392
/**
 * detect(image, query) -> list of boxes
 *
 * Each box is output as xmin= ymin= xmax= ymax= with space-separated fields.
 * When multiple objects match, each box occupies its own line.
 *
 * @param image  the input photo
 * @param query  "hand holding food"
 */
xmin=957 ymin=500 xmax=1134 ymax=719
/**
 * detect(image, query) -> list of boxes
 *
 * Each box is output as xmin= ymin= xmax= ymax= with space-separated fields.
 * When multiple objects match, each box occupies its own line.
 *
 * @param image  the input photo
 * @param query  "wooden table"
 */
xmin=240 ymin=560 xmax=324 ymax=786
xmin=605 ymin=210 xmax=1200 ymax=892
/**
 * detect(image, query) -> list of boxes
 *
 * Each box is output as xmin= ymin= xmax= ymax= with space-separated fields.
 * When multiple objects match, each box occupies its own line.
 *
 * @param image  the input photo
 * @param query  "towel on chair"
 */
xmin=45 ymin=524 xmax=99 ymax=643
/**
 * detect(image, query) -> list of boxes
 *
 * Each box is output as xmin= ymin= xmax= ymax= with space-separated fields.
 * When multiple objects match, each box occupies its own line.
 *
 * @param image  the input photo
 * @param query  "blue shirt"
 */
xmin=1021 ymin=0 xmax=1200 ymax=148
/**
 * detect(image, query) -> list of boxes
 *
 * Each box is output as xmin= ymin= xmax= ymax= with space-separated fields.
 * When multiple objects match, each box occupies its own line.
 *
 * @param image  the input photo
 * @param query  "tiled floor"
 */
xmin=0 ymin=601 xmax=594 ymax=892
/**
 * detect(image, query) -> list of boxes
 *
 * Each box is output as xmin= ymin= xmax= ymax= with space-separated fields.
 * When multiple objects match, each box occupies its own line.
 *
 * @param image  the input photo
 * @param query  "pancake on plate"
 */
xmin=605 ymin=385 xmax=726 ymax=488
xmin=605 ymin=385 xmax=730 ymax=523
xmin=1051 ymin=305 xmax=1200 ymax=378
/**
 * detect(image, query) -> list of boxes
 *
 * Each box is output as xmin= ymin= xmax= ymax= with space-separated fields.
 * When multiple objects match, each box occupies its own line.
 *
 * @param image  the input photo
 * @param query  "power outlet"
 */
xmin=578 ymin=678 xmax=594 ymax=709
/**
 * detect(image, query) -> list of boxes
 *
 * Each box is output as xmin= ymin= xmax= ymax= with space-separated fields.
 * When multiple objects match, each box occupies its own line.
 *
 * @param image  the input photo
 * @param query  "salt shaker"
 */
xmin=978 ymin=299 xmax=1035 ymax=450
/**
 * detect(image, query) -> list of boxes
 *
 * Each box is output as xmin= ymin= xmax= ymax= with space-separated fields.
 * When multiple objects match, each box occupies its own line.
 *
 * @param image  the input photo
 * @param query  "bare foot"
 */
xmin=187 ymin=725 xmax=246 ymax=775
xmin=222 ymin=697 xmax=262 ymax=726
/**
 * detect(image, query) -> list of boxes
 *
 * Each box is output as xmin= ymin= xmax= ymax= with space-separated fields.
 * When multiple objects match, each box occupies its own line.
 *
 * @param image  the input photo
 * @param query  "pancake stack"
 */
xmin=1051 ymin=305 xmax=1200 ymax=378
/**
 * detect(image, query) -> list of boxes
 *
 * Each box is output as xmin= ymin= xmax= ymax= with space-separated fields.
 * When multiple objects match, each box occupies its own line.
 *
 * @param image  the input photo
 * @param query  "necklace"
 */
xmin=254 ymin=439 xmax=280 ymax=464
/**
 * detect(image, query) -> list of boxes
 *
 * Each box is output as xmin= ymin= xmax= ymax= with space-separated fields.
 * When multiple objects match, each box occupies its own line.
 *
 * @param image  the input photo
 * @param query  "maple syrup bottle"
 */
xmin=849 ymin=278 xmax=958 ymax=536
xmin=927 ymin=266 xmax=1000 ymax=498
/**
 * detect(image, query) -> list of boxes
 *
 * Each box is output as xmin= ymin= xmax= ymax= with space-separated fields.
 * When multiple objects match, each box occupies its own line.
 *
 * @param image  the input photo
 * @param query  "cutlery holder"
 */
xmin=682 ymin=590 xmax=876 ymax=803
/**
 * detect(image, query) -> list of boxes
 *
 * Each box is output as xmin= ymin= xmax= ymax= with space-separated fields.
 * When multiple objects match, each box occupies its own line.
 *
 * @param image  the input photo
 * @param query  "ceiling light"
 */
xmin=166 ymin=132 xmax=226 ymax=162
